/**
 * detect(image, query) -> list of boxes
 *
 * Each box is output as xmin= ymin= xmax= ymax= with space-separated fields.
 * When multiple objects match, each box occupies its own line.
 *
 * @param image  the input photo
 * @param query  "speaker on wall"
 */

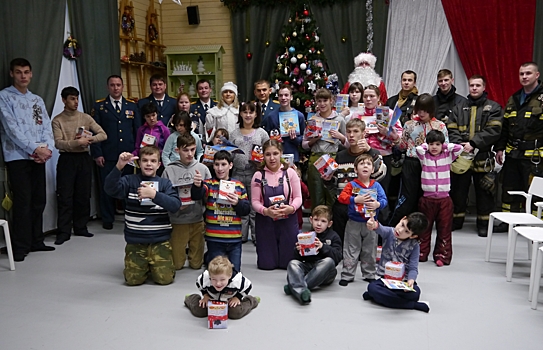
xmin=187 ymin=6 xmax=200 ymax=25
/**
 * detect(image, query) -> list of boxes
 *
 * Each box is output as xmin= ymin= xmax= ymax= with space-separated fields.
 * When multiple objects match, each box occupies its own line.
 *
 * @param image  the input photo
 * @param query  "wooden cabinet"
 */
xmin=164 ymin=45 xmax=225 ymax=100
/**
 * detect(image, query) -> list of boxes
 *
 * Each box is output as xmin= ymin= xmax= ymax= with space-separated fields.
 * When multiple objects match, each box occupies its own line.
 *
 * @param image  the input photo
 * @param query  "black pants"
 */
xmin=56 ymin=152 xmax=92 ymax=237
xmin=332 ymin=201 xmax=348 ymax=245
xmin=501 ymin=157 xmax=541 ymax=213
xmin=388 ymin=157 xmax=422 ymax=226
xmin=6 ymin=160 xmax=47 ymax=255
xmin=450 ymin=170 xmax=495 ymax=229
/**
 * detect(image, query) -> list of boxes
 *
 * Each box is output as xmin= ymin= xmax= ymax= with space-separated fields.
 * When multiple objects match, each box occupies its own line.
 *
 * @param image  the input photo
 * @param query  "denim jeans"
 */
xmin=206 ymin=240 xmax=243 ymax=271
xmin=287 ymin=257 xmax=337 ymax=303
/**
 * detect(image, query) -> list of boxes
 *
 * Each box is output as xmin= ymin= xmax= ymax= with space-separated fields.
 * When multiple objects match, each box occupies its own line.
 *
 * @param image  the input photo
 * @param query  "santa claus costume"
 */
xmin=341 ymin=52 xmax=388 ymax=104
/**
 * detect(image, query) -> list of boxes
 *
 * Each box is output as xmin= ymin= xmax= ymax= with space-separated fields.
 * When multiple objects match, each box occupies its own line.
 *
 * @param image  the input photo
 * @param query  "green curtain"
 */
xmin=68 ymin=0 xmax=121 ymax=114
xmin=534 ymin=0 xmax=543 ymax=67
xmin=231 ymin=6 xmax=289 ymax=101
xmin=311 ymin=0 xmax=388 ymax=87
xmin=0 ymin=0 xmax=65 ymax=112
xmin=0 ymin=0 xmax=65 ymax=220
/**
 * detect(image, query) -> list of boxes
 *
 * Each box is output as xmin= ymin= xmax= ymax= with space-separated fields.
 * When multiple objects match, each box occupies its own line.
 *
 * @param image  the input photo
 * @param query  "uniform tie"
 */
xmin=262 ymin=103 xmax=267 ymax=114
xmin=114 ymin=100 xmax=120 ymax=113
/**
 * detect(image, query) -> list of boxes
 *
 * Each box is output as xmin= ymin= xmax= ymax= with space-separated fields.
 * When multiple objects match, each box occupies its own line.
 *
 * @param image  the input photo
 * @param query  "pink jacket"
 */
xmin=416 ymin=143 xmax=463 ymax=198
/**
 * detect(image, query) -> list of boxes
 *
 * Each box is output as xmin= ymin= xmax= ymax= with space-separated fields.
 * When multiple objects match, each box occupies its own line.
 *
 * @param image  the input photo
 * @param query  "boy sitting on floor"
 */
xmin=284 ymin=205 xmax=342 ymax=305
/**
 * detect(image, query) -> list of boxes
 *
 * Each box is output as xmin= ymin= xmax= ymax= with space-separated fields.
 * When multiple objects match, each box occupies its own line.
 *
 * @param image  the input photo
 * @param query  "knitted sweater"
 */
xmin=191 ymin=177 xmax=250 ymax=242
xmin=104 ymin=168 xmax=181 ymax=244
xmin=52 ymin=109 xmax=107 ymax=152
xmin=415 ymin=143 xmax=463 ymax=198
xmin=229 ymin=127 xmax=270 ymax=172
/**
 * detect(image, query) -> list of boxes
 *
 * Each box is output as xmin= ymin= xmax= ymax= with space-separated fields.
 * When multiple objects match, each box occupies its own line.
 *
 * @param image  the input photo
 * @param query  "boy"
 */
xmin=162 ymin=133 xmax=211 ymax=270
xmin=416 ymin=130 xmax=462 ymax=266
xmin=302 ymin=88 xmax=347 ymax=210
xmin=184 ymin=256 xmax=259 ymax=319
xmin=322 ymin=118 xmax=385 ymax=243
xmin=191 ymin=150 xmax=251 ymax=272
xmin=104 ymin=146 xmax=181 ymax=285
xmin=52 ymin=86 xmax=107 ymax=245
xmin=262 ymin=84 xmax=306 ymax=164
xmin=338 ymin=153 xmax=387 ymax=286
xmin=363 ymin=212 xmax=431 ymax=313
xmin=284 ymin=205 xmax=342 ymax=305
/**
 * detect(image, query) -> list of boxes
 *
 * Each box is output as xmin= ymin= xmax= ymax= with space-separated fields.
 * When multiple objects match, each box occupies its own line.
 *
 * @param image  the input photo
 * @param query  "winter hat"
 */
xmin=221 ymin=81 xmax=238 ymax=96
xmin=354 ymin=52 xmax=377 ymax=69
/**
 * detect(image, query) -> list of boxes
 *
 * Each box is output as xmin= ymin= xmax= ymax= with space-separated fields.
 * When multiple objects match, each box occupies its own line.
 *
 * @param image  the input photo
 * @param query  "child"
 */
xmin=191 ymin=150 xmax=251 ymax=271
xmin=338 ymin=153 xmax=387 ymax=286
xmin=229 ymin=101 xmax=270 ymax=243
xmin=302 ymin=88 xmax=348 ymax=210
xmin=52 ymin=86 xmax=107 ymax=245
xmin=323 ymin=118 xmax=384 ymax=243
xmin=363 ymin=212 xmax=431 ymax=313
xmin=133 ymin=102 xmax=170 ymax=156
xmin=263 ymin=84 xmax=306 ymax=165
xmin=415 ymin=130 xmax=462 ymax=266
xmin=388 ymin=93 xmax=448 ymax=226
xmin=340 ymin=81 xmax=363 ymax=122
xmin=162 ymin=133 xmax=212 ymax=270
xmin=284 ymin=205 xmax=342 ymax=304
xmin=184 ymin=256 xmax=259 ymax=319
xmin=210 ymin=128 xmax=229 ymax=146
xmin=104 ymin=146 xmax=181 ymax=285
xmin=162 ymin=111 xmax=203 ymax=166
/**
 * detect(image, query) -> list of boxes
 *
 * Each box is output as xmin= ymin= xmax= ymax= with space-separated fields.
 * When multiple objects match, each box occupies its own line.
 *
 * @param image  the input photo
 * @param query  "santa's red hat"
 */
xmin=354 ymin=52 xmax=377 ymax=69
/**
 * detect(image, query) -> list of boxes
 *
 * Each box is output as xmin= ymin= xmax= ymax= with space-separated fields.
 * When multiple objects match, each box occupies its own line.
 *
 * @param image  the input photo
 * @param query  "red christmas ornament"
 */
xmin=284 ymin=81 xmax=290 ymax=85
xmin=306 ymin=34 xmax=310 ymax=40
xmin=246 ymin=52 xmax=253 ymax=60
xmin=303 ymin=9 xmax=309 ymax=16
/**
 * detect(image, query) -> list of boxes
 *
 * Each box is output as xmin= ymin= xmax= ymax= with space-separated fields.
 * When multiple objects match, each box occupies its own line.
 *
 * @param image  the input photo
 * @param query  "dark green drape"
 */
xmin=69 ymin=0 xmax=121 ymax=114
xmin=0 ymin=0 xmax=64 ymax=220
xmin=534 ymin=0 xmax=543 ymax=66
xmin=231 ymin=6 xmax=289 ymax=101
xmin=0 ymin=0 xmax=65 ymax=113
xmin=311 ymin=0 xmax=388 ymax=87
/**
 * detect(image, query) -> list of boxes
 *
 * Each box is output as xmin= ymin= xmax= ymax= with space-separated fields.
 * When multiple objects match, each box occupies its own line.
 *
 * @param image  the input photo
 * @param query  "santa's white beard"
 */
xmin=347 ymin=67 xmax=382 ymax=87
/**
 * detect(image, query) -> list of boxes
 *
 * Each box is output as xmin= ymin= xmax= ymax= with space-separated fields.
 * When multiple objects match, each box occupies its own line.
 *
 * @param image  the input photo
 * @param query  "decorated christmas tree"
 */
xmin=271 ymin=5 xmax=333 ymax=114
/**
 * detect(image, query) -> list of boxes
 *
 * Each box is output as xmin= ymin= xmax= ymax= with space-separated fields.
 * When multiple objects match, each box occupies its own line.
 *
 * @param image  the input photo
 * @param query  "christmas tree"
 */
xmin=271 ymin=5 xmax=332 ymax=114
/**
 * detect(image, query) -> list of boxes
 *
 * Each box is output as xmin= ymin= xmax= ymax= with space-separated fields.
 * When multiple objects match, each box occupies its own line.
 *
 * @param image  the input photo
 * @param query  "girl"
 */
xmin=162 ymin=111 xmax=204 ymax=167
xmin=133 ymin=102 xmax=170 ymax=156
xmin=251 ymin=140 xmax=302 ymax=270
xmin=205 ymin=82 xmax=239 ymax=142
xmin=363 ymin=85 xmax=402 ymax=217
xmin=230 ymin=102 xmax=270 ymax=244
xmin=340 ymin=82 xmax=364 ymax=122
xmin=388 ymin=93 xmax=448 ymax=226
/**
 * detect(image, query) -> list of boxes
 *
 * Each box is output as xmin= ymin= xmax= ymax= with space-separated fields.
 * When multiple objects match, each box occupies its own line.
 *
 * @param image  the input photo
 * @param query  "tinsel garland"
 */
xmin=223 ymin=0 xmax=356 ymax=12
xmin=366 ymin=0 xmax=373 ymax=52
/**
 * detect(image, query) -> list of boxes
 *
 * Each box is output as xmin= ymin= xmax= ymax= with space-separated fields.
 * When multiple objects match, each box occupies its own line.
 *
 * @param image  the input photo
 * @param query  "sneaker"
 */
xmin=300 ymin=289 xmax=311 ymax=303
xmin=435 ymin=260 xmax=444 ymax=267
xmin=283 ymin=284 xmax=292 ymax=295
xmin=416 ymin=301 xmax=430 ymax=313
xmin=339 ymin=279 xmax=351 ymax=287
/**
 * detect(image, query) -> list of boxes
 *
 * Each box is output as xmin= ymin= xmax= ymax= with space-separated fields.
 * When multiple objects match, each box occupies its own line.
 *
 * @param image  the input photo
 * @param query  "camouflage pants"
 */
xmin=124 ymin=241 xmax=175 ymax=286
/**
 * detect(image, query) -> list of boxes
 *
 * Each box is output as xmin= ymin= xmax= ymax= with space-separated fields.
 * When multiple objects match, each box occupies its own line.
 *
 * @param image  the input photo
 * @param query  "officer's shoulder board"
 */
xmin=190 ymin=101 xmax=197 ymax=105
xmin=95 ymin=98 xmax=106 ymax=103
xmin=212 ymin=99 xmax=218 ymax=103
xmin=125 ymin=98 xmax=136 ymax=104
xmin=272 ymin=100 xmax=280 ymax=104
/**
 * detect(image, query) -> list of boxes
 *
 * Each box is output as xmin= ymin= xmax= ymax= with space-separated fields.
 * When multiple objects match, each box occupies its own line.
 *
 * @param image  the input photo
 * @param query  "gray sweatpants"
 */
xmin=340 ymin=219 xmax=377 ymax=281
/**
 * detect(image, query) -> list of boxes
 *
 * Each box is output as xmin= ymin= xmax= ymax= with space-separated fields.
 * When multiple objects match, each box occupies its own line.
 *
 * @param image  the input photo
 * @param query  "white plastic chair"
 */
xmin=531 ymin=246 xmax=543 ymax=310
xmin=485 ymin=177 xmax=543 ymax=282
xmin=512 ymin=226 xmax=543 ymax=300
xmin=0 ymin=219 xmax=15 ymax=270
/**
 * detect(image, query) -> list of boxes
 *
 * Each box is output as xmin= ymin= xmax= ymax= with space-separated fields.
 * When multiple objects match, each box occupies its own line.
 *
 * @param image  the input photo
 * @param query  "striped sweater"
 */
xmin=415 ymin=143 xmax=463 ymax=198
xmin=191 ymin=177 xmax=250 ymax=242
xmin=196 ymin=270 xmax=253 ymax=301
xmin=104 ymin=168 xmax=181 ymax=244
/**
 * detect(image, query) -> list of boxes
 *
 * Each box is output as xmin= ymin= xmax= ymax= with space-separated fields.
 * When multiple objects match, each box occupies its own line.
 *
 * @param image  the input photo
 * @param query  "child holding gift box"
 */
xmin=284 ymin=205 xmax=342 ymax=304
xmin=337 ymin=153 xmax=387 ymax=286
xmin=415 ymin=130 xmax=462 ymax=266
xmin=191 ymin=150 xmax=250 ymax=271
xmin=363 ymin=212 xmax=431 ymax=313
xmin=185 ymin=256 xmax=259 ymax=319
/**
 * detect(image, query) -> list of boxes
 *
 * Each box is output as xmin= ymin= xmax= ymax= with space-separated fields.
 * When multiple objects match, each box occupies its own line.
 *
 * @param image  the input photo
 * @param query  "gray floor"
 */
xmin=0 ymin=215 xmax=542 ymax=350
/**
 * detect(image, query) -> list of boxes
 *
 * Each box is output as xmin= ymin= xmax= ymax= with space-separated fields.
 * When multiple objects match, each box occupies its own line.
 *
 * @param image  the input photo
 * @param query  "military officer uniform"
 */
xmin=137 ymin=93 xmax=176 ymax=127
xmin=190 ymin=99 xmax=217 ymax=137
xmin=91 ymin=96 xmax=141 ymax=228
xmin=259 ymin=99 xmax=280 ymax=131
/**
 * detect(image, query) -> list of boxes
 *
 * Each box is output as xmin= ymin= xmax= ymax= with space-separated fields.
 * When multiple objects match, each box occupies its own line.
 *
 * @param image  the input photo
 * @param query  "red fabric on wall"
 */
xmin=441 ymin=0 xmax=536 ymax=106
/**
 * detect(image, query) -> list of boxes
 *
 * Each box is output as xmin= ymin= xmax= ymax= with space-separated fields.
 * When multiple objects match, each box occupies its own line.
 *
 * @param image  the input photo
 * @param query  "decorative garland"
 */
xmin=223 ymin=0 xmax=357 ymax=12
xmin=63 ymin=36 xmax=82 ymax=60
xmin=366 ymin=0 xmax=373 ymax=52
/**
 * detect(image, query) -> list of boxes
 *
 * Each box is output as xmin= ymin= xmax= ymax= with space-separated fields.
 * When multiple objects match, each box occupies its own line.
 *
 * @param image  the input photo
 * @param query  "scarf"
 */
xmin=397 ymin=87 xmax=418 ymax=107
